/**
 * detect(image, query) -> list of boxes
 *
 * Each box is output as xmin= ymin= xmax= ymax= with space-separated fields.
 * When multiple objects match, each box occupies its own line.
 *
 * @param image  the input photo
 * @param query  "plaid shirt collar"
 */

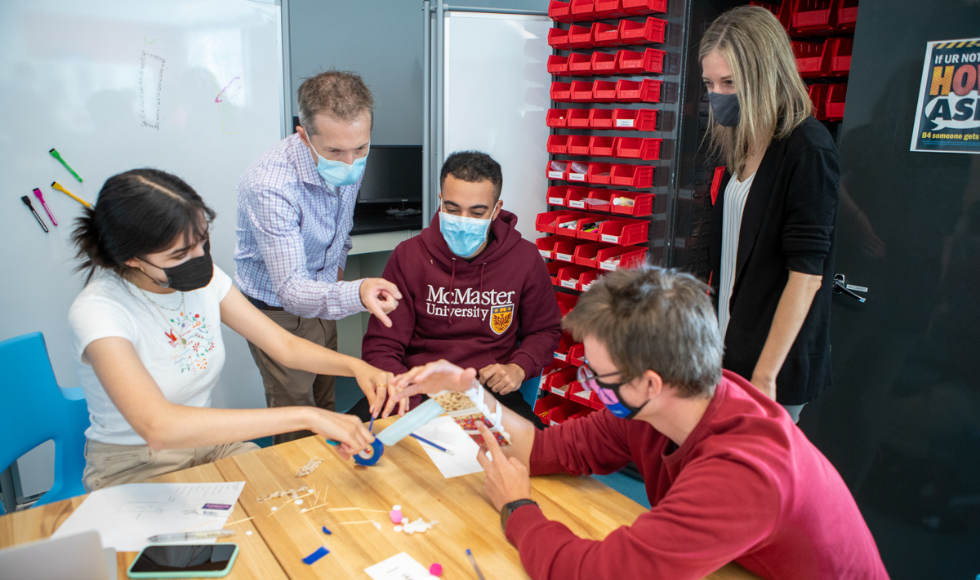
xmin=287 ymin=132 xmax=326 ymax=187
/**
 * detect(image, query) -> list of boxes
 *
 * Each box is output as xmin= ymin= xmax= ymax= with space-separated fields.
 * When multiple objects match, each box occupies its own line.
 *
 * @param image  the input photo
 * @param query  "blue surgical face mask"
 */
xmin=306 ymin=136 xmax=368 ymax=187
xmin=439 ymin=205 xmax=498 ymax=258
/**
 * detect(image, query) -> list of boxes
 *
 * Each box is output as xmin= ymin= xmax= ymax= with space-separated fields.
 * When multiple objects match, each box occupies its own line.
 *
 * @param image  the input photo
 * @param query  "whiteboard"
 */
xmin=0 ymin=0 xmax=286 ymax=497
xmin=443 ymin=12 xmax=551 ymax=241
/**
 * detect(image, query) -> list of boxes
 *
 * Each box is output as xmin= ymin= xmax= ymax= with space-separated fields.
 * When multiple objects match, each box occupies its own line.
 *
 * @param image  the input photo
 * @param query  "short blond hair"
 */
xmin=700 ymin=6 xmax=812 ymax=176
xmin=297 ymin=70 xmax=374 ymax=134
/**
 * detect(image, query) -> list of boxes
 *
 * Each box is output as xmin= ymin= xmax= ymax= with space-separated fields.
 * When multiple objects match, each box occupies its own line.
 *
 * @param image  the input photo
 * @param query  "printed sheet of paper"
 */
xmin=413 ymin=415 xmax=484 ymax=478
xmin=365 ymin=552 xmax=434 ymax=580
xmin=51 ymin=482 xmax=245 ymax=551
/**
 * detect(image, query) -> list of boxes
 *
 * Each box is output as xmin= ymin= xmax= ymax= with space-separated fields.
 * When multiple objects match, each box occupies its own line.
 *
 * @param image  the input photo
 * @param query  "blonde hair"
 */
xmin=699 ymin=6 xmax=812 ymax=176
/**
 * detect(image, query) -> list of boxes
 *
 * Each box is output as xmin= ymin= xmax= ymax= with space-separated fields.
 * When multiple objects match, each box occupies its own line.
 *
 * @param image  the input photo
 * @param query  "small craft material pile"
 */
xmin=295 ymin=456 xmax=323 ymax=477
xmin=388 ymin=504 xmax=439 ymax=535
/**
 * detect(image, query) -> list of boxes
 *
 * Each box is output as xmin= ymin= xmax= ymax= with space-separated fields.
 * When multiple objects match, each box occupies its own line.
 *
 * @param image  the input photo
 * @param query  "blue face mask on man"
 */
xmin=306 ymin=134 xmax=369 ymax=187
xmin=439 ymin=203 xmax=498 ymax=258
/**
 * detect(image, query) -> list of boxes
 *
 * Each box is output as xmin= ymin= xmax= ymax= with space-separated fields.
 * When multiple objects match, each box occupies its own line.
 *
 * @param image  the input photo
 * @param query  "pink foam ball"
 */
xmin=389 ymin=509 xmax=403 ymax=524
xmin=429 ymin=562 xmax=443 ymax=576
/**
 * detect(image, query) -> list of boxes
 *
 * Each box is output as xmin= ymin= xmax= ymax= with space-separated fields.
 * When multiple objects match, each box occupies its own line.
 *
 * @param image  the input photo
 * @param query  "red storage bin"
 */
xmin=567 ymin=24 xmax=594 ymax=48
xmin=547 ymin=261 xmax=562 ymax=285
xmin=556 ymin=291 xmax=578 ymax=316
xmin=547 ymin=160 xmax=569 ymax=180
xmin=590 ymin=136 xmax=615 ymax=157
xmin=752 ymin=0 xmax=793 ymax=31
xmin=554 ymin=334 xmax=575 ymax=363
xmin=594 ymin=0 xmax=628 ymax=18
xmin=548 ymin=399 xmax=583 ymax=425
xmin=591 ymin=51 xmax=619 ymax=74
xmin=838 ymin=0 xmax=858 ymax=31
xmin=586 ymin=162 xmax=612 ymax=185
xmin=547 ymin=134 xmax=569 ymax=155
xmin=597 ymin=245 xmax=648 ymax=270
xmin=569 ymin=381 xmax=597 ymax=406
xmin=610 ymin=191 xmax=654 ymax=216
xmin=572 ymin=241 xmax=607 ymax=268
xmin=560 ymin=211 xmax=593 ymax=237
xmin=592 ymin=22 xmax=620 ymax=46
xmin=616 ymin=48 xmax=666 ymax=74
xmin=593 ymin=80 xmax=618 ymax=102
xmin=829 ymin=37 xmax=853 ymax=76
xmin=553 ymin=238 xmax=581 ymax=263
xmin=568 ymin=342 xmax=586 ymax=366
xmin=567 ymin=187 xmax=611 ymax=210
xmin=567 ymin=161 xmax=591 ymax=182
xmin=548 ymin=27 xmax=572 ymax=49
xmin=549 ymin=1 xmax=574 ymax=22
xmin=534 ymin=394 xmax=568 ymax=424
xmin=578 ymin=269 xmax=604 ymax=292
xmin=571 ymin=80 xmax=595 ymax=102
xmin=570 ymin=0 xmax=597 ymax=20
xmin=547 ymin=55 xmax=569 ymax=76
xmin=614 ymin=137 xmax=662 ymax=160
xmin=622 ymin=0 xmax=668 ymax=14
xmin=536 ymin=210 xmax=587 ymax=234
xmin=567 ymin=108 xmax=591 ymax=128
xmin=808 ymin=84 xmax=829 ymax=120
xmin=567 ymin=135 xmax=591 ymax=156
xmin=551 ymin=81 xmax=573 ymax=102
xmin=598 ymin=218 xmax=650 ymax=245
xmin=536 ymin=236 xmax=561 ymax=259
xmin=546 ymin=108 xmax=569 ymax=128
xmin=568 ymin=52 xmax=593 ymax=75
xmin=547 ymin=185 xmax=571 ymax=206
xmin=575 ymin=214 xmax=614 ymax=241
xmin=612 ymin=108 xmax=658 ymax=130
xmin=791 ymin=0 xmax=838 ymax=35
xmin=617 ymin=79 xmax=662 ymax=103
xmin=557 ymin=264 xmax=591 ymax=290
xmin=793 ymin=40 xmax=830 ymax=78
xmin=610 ymin=163 xmax=654 ymax=188
xmin=618 ymin=17 xmax=667 ymax=45
xmin=589 ymin=108 xmax=614 ymax=129
xmin=825 ymin=83 xmax=847 ymax=121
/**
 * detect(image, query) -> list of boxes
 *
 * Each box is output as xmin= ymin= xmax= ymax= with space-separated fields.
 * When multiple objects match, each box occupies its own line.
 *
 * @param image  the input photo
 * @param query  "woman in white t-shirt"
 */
xmin=69 ymin=168 xmax=398 ymax=491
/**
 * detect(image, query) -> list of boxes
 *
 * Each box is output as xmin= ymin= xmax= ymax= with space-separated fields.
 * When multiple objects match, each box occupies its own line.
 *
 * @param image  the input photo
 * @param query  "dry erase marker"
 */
xmin=49 ymin=148 xmax=82 ymax=182
xmin=51 ymin=181 xmax=91 ymax=208
xmin=21 ymin=196 xmax=48 ymax=233
xmin=148 ymin=529 xmax=235 ymax=543
xmin=32 ymin=188 xmax=57 ymax=226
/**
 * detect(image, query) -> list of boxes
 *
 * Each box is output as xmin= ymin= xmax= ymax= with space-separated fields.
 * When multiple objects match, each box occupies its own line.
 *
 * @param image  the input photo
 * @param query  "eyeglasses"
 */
xmin=576 ymin=361 xmax=624 ymax=392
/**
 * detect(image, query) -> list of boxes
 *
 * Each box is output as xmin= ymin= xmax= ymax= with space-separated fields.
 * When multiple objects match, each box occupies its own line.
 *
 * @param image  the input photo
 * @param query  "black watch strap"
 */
xmin=500 ymin=499 xmax=539 ymax=533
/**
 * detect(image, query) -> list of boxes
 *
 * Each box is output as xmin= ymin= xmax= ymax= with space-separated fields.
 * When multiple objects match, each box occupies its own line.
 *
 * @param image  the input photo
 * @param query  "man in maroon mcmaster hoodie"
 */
xmin=390 ymin=266 xmax=889 ymax=580
xmin=356 ymin=151 xmax=561 ymax=426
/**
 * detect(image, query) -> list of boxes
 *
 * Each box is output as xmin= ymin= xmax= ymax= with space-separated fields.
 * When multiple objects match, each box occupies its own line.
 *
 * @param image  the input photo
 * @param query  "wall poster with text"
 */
xmin=911 ymin=38 xmax=980 ymax=154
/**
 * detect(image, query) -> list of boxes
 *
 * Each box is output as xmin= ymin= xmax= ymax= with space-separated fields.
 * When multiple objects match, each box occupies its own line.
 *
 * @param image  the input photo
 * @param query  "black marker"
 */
xmin=21 ymin=196 xmax=49 ymax=233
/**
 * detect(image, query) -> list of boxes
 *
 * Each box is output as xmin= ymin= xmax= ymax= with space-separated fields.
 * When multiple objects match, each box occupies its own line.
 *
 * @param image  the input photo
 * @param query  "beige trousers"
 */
xmin=246 ymin=310 xmax=338 ymax=444
xmin=82 ymin=438 xmax=259 ymax=492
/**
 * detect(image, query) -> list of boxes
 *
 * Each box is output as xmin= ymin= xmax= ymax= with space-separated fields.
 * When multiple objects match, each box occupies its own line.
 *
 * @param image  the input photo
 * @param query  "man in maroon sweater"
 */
xmin=391 ymin=267 xmax=889 ymax=580
xmin=356 ymin=151 xmax=561 ymax=426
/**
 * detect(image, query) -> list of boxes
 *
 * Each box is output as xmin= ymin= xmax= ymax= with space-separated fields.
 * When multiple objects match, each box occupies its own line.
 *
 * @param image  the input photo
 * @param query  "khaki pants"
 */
xmin=83 ymin=439 xmax=259 ymax=492
xmin=247 ymin=310 xmax=338 ymax=444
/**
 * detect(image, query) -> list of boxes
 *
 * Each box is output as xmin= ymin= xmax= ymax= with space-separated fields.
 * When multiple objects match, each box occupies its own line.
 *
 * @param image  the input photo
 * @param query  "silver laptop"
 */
xmin=0 ymin=530 xmax=116 ymax=580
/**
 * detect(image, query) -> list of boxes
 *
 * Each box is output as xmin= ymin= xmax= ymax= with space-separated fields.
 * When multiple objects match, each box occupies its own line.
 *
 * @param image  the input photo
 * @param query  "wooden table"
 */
xmin=0 ymin=420 xmax=760 ymax=579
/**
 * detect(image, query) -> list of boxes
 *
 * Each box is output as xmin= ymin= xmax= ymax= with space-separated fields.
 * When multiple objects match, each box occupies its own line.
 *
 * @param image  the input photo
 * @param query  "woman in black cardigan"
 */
xmin=701 ymin=7 xmax=840 ymax=422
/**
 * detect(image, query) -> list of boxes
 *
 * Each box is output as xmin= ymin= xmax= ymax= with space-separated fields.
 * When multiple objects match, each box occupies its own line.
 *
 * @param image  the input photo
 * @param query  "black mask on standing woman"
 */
xmin=146 ymin=240 xmax=214 ymax=291
xmin=708 ymin=92 xmax=741 ymax=127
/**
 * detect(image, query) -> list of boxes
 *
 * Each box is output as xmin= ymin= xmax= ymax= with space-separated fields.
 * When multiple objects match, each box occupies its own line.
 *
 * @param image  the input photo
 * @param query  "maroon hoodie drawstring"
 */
xmin=448 ymin=258 xmax=457 ymax=327
xmin=480 ymin=263 xmax=486 ymax=293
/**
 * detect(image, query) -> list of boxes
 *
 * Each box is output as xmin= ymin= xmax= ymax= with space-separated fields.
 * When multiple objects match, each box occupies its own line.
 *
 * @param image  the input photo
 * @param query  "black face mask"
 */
xmin=708 ymin=91 xmax=741 ymax=127
xmin=145 ymin=240 xmax=214 ymax=292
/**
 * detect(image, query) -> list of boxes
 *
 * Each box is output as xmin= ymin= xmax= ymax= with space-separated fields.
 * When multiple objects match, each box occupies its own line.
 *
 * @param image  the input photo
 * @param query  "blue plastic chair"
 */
xmin=519 ymin=375 xmax=542 ymax=408
xmin=0 ymin=332 xmax=89 ymax=514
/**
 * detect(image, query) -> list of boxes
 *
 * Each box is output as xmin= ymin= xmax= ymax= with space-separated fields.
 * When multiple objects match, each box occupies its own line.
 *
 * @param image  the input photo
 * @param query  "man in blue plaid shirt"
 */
xmin=235 ymin=71 xmax=401 ymax=443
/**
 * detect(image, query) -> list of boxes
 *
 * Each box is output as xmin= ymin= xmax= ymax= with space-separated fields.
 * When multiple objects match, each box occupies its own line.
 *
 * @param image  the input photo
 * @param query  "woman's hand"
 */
xmin=750 ymin=372 xmax=777 ymax=400
xmin=307 ymin=409 xmax=375 ymax=460
xmin=352 ymin=362 xmax=402 ymax=418
xmin=389 ymin=360 xmax=479 ymax=405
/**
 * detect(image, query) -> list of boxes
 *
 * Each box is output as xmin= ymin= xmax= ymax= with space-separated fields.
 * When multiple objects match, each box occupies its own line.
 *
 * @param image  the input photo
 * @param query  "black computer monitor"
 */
xmin=357 ymin=145 xmax=423 ymax=204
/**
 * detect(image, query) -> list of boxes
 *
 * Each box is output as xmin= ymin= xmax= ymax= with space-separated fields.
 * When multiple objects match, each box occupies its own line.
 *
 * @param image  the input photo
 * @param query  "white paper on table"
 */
xmin=412 ymin=415 xmax=484 ymax=478
xmin=51 ymin=482 xmax=245 ymax=551
xmin=365 ymin=552 xmax=434 ymax=580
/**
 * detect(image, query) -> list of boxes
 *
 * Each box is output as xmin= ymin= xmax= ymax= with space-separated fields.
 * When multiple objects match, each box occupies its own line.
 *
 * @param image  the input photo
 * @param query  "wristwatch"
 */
xmin=500 ymin=499 xmax=539 ymax=533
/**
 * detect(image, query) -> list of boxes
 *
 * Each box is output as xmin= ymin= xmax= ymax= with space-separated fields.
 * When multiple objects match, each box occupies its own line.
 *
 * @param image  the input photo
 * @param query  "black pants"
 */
xmin=347 ymin=387 xmax=546 ymax=431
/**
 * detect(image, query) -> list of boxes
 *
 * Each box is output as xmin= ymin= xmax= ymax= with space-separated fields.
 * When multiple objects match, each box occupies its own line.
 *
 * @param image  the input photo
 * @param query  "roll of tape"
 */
xmin=353 ymin=439 xmax=384 ymax=466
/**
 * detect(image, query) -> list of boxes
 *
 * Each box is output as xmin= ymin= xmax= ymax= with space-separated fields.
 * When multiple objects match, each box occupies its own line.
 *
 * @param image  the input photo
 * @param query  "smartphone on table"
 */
xmin=127 ymin=543 xmax=239 ymax=578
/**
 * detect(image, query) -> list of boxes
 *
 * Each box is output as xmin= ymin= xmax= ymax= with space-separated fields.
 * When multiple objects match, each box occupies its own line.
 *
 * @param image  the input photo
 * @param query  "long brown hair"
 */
xmin=700 ymin=6 xmax=813 ymax=176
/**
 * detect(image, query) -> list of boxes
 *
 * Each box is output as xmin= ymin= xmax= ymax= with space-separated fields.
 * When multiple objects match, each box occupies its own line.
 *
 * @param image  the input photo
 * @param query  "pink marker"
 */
xmin=33 ymin=188 xmax=58 ymax=226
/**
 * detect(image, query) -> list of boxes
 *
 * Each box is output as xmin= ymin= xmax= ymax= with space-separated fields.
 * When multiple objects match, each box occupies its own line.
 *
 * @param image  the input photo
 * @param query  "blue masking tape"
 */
xmin=302 ymin=546 xmax=329 ymax=565
xmin=353 ymin=439 xmax=384 ymax=466
xmin=322 ymin=526 xmax=332 ymax=535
